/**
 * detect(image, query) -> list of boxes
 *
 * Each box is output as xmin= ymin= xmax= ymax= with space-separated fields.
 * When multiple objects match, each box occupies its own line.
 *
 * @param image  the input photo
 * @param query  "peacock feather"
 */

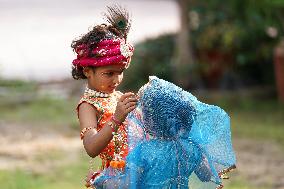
xmin=105 ymin=5 xmax=132 ymax=40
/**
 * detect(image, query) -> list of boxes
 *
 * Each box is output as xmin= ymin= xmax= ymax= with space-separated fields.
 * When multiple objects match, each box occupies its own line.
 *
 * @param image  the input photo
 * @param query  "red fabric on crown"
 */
xmin=72 ymin=38 xmax=134 ymax=68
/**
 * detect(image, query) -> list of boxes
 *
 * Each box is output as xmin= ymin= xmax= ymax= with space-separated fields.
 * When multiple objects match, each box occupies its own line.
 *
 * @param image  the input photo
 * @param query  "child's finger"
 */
xmin=126 ymin=106 xmax=136 ymax=113
xmin=119 ymin=92 xmax=135 ymax=102
xmin=124 ymin=102 xmax=137 ymax=109
xmin=123 ymin=97 xmax=138 ymax=104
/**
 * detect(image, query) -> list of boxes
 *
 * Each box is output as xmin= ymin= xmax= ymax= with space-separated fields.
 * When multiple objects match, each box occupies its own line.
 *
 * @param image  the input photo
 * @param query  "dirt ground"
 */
xmin=0 ymin=122 xmax=284 ymax=189
xmin=233 ymin=138 xmax=284 ymax=189
xmin=0 ymin=121 xmax=82 ymax=173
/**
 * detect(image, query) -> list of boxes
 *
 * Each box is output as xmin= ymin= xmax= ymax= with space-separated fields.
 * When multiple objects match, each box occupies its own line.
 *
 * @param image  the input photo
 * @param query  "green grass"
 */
xmin=223 ymin=176 xmax=268 ymax=189
xmin=0 ymin=158 xmax=260 ymax=189
xmin=224 ymin=99 xmax=284 ymax=146
xmin=0 ymin=79 xmax=37 ymax=92
xmin=0 ymin=155 xmax=102 ymax=189
xmin=199 ymin=95 xmax=284 ymax=147
xmin=0 ymin=97 xmax=79 ymax=130
xmin=0 ymin=79 xmax=78 ymax=129
xmin=0 ymin=164 xmax=86 ymax=189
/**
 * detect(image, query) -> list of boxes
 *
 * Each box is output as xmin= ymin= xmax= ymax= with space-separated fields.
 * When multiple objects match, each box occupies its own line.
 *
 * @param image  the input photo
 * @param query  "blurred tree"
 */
xmin=191 ymin=0 xmax=283 ymax=88
xmin=173 ymin=0 xmax=196 ymax=89
xmin=134 ymin=0 xmax=196 ymax=89
xmin=122 ymin=0 xmax=284 ymax=91
xmin=120 ymin=34 xmax=175 ymax=92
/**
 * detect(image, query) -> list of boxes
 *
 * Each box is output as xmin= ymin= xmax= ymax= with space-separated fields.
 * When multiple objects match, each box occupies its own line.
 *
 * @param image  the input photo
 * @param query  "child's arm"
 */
xmin=78 ymin=92 xmax=138 ymax=158
xmin=79 ymin=102 xmax=113 ymax=157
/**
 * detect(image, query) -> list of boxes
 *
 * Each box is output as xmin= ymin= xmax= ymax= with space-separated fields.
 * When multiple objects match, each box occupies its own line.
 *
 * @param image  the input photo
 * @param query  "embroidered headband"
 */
xmin=72 ymin=38 xmax=134 ymax=68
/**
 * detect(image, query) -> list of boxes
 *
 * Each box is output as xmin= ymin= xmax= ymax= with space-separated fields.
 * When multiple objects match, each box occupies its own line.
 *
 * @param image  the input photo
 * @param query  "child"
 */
xmin=94 ymin=76 xmax=236 ymax=189
xmin=71 ymin=5 xmax=138 ymax=188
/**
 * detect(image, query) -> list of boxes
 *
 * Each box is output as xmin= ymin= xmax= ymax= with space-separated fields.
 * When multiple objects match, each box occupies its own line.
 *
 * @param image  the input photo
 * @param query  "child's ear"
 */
xmin=83 ymin=67 xmax=91 ymax=78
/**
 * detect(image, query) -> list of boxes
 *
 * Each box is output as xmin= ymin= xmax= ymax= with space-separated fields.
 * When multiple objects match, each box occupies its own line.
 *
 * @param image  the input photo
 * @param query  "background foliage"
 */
xmin=121 ymin=0 xmax=284 ymax=91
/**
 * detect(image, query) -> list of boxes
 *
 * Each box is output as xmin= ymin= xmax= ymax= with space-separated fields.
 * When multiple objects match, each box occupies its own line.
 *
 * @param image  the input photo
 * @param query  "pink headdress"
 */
xmin=72 ymin=38 xmax=134 ymax=68
xmin=72 ymin=5 xmax=134 ymax=69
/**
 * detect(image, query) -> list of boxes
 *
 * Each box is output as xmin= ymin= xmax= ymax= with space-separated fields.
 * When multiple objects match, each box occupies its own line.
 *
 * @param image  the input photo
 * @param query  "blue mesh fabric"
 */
xmin=93 ymin=76 xmax=236 ymax=189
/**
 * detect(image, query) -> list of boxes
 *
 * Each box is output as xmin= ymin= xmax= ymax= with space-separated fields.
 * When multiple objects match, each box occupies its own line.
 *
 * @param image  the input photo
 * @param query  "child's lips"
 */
xmin=109 ymin=86 xmax=117 ymax=90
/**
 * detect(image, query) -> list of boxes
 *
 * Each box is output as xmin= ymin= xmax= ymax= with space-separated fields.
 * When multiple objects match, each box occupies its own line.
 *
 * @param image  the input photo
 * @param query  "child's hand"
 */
xmin=114 ymin=92 xmax=138 ymax=123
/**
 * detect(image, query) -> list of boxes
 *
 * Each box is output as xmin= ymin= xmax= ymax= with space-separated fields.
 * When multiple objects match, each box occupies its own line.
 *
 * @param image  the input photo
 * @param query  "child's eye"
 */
xmin=103 ymin=72 xmax=114 ymax=76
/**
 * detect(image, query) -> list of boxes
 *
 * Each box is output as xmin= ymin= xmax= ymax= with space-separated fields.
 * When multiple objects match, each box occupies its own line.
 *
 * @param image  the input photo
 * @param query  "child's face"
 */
xmin=84 ymin=65 xmax=125 ymax=93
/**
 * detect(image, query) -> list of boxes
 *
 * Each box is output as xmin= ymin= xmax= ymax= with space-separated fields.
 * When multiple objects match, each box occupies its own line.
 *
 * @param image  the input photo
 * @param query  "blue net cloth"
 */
xmin=93 ymin=76 xmax=236 ymax=189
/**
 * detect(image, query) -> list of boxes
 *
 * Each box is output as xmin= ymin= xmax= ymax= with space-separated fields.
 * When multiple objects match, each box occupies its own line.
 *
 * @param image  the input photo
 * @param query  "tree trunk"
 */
xmin=274 ymin=37 xmax=284 ymax=102
xmin=173 ymin=0 xmax=195 ymax=89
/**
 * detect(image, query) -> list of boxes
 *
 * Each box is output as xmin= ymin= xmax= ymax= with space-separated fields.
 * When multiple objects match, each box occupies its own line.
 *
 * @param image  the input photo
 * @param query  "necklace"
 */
xmin=84 ymin=86 xmax=110 ymax=98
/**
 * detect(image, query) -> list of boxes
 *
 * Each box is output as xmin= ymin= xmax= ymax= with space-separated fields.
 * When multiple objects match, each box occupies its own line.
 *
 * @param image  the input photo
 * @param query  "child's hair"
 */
xmin=70 ymin=5 xmax=132 ymax=80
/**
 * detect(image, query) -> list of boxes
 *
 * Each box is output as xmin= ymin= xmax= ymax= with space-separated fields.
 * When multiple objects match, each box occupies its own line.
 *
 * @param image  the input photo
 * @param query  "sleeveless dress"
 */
xmin=90 ymin=76 xmax=236 ymax=189
xmin=77 ymin=90 xmax=128 ymax=187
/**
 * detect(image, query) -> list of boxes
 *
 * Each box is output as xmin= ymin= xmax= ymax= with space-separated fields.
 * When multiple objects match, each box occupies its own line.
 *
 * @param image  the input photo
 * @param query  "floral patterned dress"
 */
xmin=77 ymin=90 xmax=128 ymax=170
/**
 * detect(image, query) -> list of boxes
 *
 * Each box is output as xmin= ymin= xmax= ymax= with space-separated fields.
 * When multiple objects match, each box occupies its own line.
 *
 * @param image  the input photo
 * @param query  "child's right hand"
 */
xmin=114 ymin=92 xmax=138 ymax=123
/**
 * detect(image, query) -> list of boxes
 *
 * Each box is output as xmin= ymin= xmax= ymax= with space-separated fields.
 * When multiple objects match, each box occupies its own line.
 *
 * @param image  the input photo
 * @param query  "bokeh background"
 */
xmin=1 ymin=0 xmax=284 ymax=189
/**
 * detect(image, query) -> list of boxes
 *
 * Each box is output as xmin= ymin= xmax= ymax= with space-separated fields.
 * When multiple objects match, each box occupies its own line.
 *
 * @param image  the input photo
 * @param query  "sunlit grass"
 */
xmin=0 ymin=158 xmax=261 ymax=189
xmin=224 ymin=177 xmax=268 ymax=189
xmin=0 ymin=155 xmax=102 ymax=189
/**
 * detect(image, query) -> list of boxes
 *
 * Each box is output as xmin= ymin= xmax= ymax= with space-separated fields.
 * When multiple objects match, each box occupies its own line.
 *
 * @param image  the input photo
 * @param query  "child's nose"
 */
xmin=113 ymin=75 xmax=122 ymax=84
